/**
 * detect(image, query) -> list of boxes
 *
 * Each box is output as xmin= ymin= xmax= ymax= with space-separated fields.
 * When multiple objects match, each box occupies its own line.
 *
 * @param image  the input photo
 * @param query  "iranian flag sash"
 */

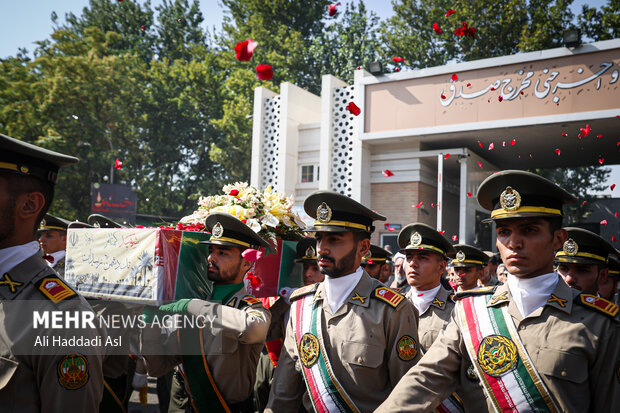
xmin=291 ymin=294 xmax=360 ymax=413
xmin=456 ymin=294 xmax=560 ymax=413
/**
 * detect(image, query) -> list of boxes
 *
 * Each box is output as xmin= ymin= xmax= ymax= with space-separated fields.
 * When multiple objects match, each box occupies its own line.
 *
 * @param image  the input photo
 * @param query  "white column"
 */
xmin=437 ymin=154 xmax=443 ymax=231
xmin=459 ymin=152 xmax=468 ymax=242
xmin=251 ymin=87 xmax=277 ymax=188
xmin=352 ymin=69 xmax=371 ymax=204
xmin=319 ymin=75 xmax=348 ymax=190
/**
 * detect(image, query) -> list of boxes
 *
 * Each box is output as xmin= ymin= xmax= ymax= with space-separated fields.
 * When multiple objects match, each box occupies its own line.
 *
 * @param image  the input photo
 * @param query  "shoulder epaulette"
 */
xmin=575 ymin=294 xmax=619 ymax=319
xmin=449 ymin=292 xmax=456 ymax=303
xmin=290 ymin=283 xmax=319 ymax=301
xmin=454 ymin=286 xmax=496 ymax=301
xmin=372 ymin=286 xmax=405 ymax=308
xmin=238 ymin=295 xmax=261 ymax=308
xmin=36 ymin=276 xmax=77 ymax=304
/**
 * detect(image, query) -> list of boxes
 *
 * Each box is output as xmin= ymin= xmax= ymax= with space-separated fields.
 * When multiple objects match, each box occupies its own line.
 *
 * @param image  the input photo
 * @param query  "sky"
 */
xmin=0 ymin=0 xmax=617 ymax=193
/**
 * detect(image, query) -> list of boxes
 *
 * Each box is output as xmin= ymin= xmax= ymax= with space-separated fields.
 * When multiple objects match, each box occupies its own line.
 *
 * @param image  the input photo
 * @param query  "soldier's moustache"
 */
xmin=317 ymin=255 xmax=334 ymax=263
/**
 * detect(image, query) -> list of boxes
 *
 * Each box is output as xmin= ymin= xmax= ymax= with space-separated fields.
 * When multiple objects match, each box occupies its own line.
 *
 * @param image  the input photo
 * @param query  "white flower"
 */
xmin=246 ymin=218 xmax=262 ymax=233
xmin=261 ymin=213 xmax=279 ymax=228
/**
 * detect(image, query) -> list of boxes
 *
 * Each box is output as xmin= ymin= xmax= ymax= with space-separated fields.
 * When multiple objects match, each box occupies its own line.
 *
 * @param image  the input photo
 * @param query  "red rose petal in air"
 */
xmin=520 ymin=91 xmax=524 ymax=95
xmin=490 ymin=86 xmax=495 ymax=91
xmin=439 ymin=230 xmax=446 ymax=235
xmin=432 ymin=22 xmax=442 ymax=34
xmin=383 ymin=169 xmax=394 ymax=177
xmin=441 ymin=93 xmax=447 ymax=99
xmin=615 ymin=212 xmax=618 ymax=217
xmin=555 ymin=148 xmax=561 ymax=156
xmin=612 ymin=236 xmax=617 ymax=242
xmin=498 ymin=96 xmax=503 ymax=102
xmin=451 ymin=73 xmax=458 ymax=82
xmin=114 ymin=159 xmax=123 ymax=170
xmin=356 ymin=66 xmax=360 ymax=70
xmin=466 ymin=192 xmax=472 ymax=197
xmin=234 ymin=38 xmax=257 ymax=61
xmin=446 ymin=9 xmax=456 ymax=17
xmin=596 ymin=134 xmax=603 ymax=138
xmin=229 ymin=189 xmax=239 ymax=196
xmin=392 ymin=56 xmax=405 ymax=63
xmin=328 ymin=2 xmax=341 ymax=16
xmin=395 ymin=67 xmax=400 ymax=72
xmin=478 ymin=141 xmax=483 ymax=148
xmin=580 ymin=124 xmax=592 ymax=137
xmin=449 ymin=280 xmax=458 ymax=289
xmin=346 ymin=102 xmax=361 ymax=116
xmin=561 ymin=132 xmax=567 ymax=137
xmin=388 ymin=227 xmax=395 ymax=232
xmin=611 ymin=184 xmax=616 ymax=191
xmin=510 ymin=139 xmax=516 ymax=146
xmin=488 ymin=143 xmax=494 ymax=150
xmin=141 ymin=25 xmax=145 ymax=31
xmin=444 ymin=153 xmax=451 ymax=159
xmin=242 ymin=249 xmax=263 ymax=262
xmin=617 ymin=141 xmax=620 ymax=146
xmin=452 ymin=235 xmax=458 ymax=241
xmin=598 ymin=158 xmax=605 ymax=165
xmin=414 ymin=202 xmax=423 ymax=208
xmin=255 ymin=64 xmax=273 ymax=80
xmin=578 ymin=134 xmax=582 ymax=139
xmin=467 ymin=82 xmax=471 ymax=87
xmin=582 ymin=201 xmax=587 ymax=206
xmin=600 ymin=220 xmax=608 ymax=226
xmin=477 ymin=161 xmax=482 ymax=168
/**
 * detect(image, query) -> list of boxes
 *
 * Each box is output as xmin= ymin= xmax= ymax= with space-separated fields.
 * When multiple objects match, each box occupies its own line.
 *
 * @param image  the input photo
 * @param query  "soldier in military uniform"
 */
xmin=599 ymin=252 xmax=619 ymax=304
xmin=296 ymin=237 xmax=325 ymax=286
xmin=88 ymin=213 xmax=124 ymax=228
xmin=361 ymin=244 xmax=392 ymax=283
xmin=555 ymin=227 xmax=616 ymax=296
xmin=38 ymin=213 xmax=71 ymax=276
xmin=0 ymin=133 xmax=105 ymax=410
xmin=377 ymin=170 xmax=619 ymax=412
xmin=397 ymin=223 xmax=455 ymax=352
xmin=449 ymin=244 xmax=489 ymax=292
xmin=265 ymin=190 xmax=421 ymax=412
xmin=141 ymin=212 xmax=271 ymax=412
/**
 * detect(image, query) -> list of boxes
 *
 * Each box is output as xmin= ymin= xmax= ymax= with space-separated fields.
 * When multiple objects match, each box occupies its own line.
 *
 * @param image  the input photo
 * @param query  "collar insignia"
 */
xmin=547 ymin=294 xmax=567 ymax=308
xmin=351 ymin=292 xmax=367 ymax=304
xmin=563 ymin=238 xmax=578 ymax=256
xmin=499 ymin=186 xmax=521 ymax=211
xmin=455 ymin=250 xmax=466 ymax=262
xmin=432 ymin=297 xmax=445 ymax=307
xmin=0 ymin=273 xmax=23 ymax=293
xmin=316 ymin=202 xmax=332 ymax=223
xmin=212 ymin=222 xmax=224 ymax=238
xmin=489 ymin=291 xmax=508 ymax=305
xmin=410 ymin=232 xmax=422 ymax=247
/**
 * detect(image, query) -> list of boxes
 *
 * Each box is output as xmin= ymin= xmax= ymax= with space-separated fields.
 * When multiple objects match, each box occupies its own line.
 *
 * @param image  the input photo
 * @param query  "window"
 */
xmin=301 ymin=165 xmax=315 ymax=183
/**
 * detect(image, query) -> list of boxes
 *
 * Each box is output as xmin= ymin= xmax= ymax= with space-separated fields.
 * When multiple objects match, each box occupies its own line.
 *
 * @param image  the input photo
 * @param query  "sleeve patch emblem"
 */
xmin=57 ymin=353 xmax=89 ymax=390
xmin=373 ymin=287 xmax=404 ymax=308
xmin=396 ymin=335 xmax=418 ymax=361
xmin=37 ymin=276 xmax=76 ymax=303
xmin=241 ymin=295 xmax=260 ymax=305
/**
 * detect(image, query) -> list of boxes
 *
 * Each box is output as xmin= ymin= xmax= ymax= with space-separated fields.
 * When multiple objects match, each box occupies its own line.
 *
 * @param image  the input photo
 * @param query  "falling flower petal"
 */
xmin=580 ymin=124 xmax=592 ymax=137
xmin=520 ymin=91 xmax=524 ymax=95
xmin=615 ymin=212 xmax=618 ymax=217
xmin=555 ymin=148 xmax=561 ymax=156
xmin=478 ymin=141 xmax=483 ymax=148
xmin=466 ymin=82 xmax=471 ymax=87
xmin=599 ymin=158 xmax=605 ymax=165
xmin=451 ymin=73 xmax=458 ymax=82
xmin=449 ymin=280 xmax=458 ymax=289
xmin=414 ymin=201 xmax=423 ymax=208
xmin=383 ymin=169 xmax=394 ymax=177
xmin=356 ymin=66 xmax=360 ymax=70
xmin=582 ymin=201 xmax=587 ymax=206
xmin=346 ymin=102 xmax=361 ymax=116
xmin=392 ymin=56 xmax=405 ymax=63
xmin=229 ymin=189 xmax=239 ymax=196
xmin=488 ymin=143 xmax=494 ymax=150
xmin=433 ymin=22 xmax=442 ymax=34
xmin=242 ymin=249 xmax=263 ymax=262
xmin=141 ymin=25 xmax=145 ymax=31
xmin=477 ymin=161 xmax=482 ymax=168
xmin=452 ymin=235 xmax=458 ymax=241
xmin=561 ymin=132 xmax=567 ymax=137
xmin=510 ymin=139 xmax=516 ymax=146
xmin=439 ymin=230 xmax=446 ymax=235
xmin=498 ymin=96 xmax=503 ymax=102
xmin=444 ymin=153 xmax=451 ymax=159
xmin=388 ymin=227 xmax=395 ymax=232
xmin=612 ymin=236 xmax=617 ymax=242
xmin=245 ymin=272 xmax=262 ymax=290
xmin=446 ymin=9 xmax=456 ymax=17
xmin=578 ymin=134 xmax=582 ymax=139
xmin=234 ymin=38 xmax=257 ymax=61
xmin=466 ymin=192 xmax=472 ymax=197
xmin=114 ymin=159 xmax=123 ymax=170
xmin=328 ymin=2 xmax=341 ymax=16
xmin=417 ymin=293 xmax=425 ymax=297
xmin=490 ymin=86 xmax=495 ymax=91
xmin=255 ymin=64 xmax=273 ymax=80
xmin=441 ymin=93 xmax=447 ymax=99
xmin=611 ymin=184 xmax=616 ymax=191
xmin=394 ymin=67 xmax=401 ymax=72
xmin=600 ymin=220 xmax=608 ymax=226
xmin=597 ymin=134 xmax=603 ymax=138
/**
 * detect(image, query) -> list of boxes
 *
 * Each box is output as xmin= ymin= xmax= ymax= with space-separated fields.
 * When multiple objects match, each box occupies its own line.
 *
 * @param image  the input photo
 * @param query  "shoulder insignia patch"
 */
xmin=37 ymin=276 xmax=76 ymax=303
xmin=225 ymin=297 xmax=238 ymax=307
xmin=239 ymin=295 xmax=261 ymax=308
xmin=454 ymin=286 xmax=496 ymax=301
xmin=372 ymin=287 xmax=405 ymax=308
xmin=57 ymin=353 xmax=89 ymax=390
xmin=290 ymin=283 xmax=319 ymax=301
xmin=575 ymin=294 xmax=619 ymax=318
xmin=396 ymin=335 xmax=418 ymax=361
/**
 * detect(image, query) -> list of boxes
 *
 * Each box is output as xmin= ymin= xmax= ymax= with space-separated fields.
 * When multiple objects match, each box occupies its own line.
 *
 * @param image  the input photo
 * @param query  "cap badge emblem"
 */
xmin=305 ymin=246 xmax=316 ymax=258
xmin=455 ymin=250 xmax=466 ymax=262
xmin=317 ymin=202 xmax=332 ymax=223
xmin=40 ymin=219 xmax=46 ymax=228
xmin=212 ymin=222 xmax=224 ymax=239
xmin=563 ymin=238 xmax=578 ymax=256
xmin=20 ymin=165 xmax=29 ymax=173
xmin=499 ymin=186 xmax=521 ymax=211
xmin=364 ymin=250 xmax=372 ymax=259
xmin=410 ymin=232 xmax=422 ymax=247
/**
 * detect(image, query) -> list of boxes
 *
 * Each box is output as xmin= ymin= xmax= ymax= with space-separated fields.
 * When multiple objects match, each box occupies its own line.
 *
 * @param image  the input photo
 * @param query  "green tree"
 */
xmin=578 ymin=0 xmax=620 ymax=41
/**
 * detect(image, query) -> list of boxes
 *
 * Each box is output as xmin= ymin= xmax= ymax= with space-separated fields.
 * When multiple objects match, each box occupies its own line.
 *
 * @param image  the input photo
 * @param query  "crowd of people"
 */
xmin=1 ymin=133 xmax=619 ymax=412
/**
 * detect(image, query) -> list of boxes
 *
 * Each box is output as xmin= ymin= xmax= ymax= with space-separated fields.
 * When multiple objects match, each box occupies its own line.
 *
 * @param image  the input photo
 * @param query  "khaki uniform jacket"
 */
xmin=376 ymin=280 xmax=620 ymax=413
xmin=141 ymin=288 xmax=271 ymax=405
xmin=52 ymin=256 xmax=65 ymax=277
xmin=0 ymin=252 xmax=104 ymax=412
xmin=406 ymin=286 xmax=454 ymax=352
xmin=265 ymin=272 xmax=421 ymax=413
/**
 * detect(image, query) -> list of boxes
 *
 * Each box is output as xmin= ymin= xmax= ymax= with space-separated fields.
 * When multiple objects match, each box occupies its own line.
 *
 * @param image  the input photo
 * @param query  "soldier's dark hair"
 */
xmin=543 ymin=217 xmax=563 ymax=236
xmin=352 ymin=231 xmax=371 ymax=242
xmin=0 ymin=172 xmax=55 ymax=234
